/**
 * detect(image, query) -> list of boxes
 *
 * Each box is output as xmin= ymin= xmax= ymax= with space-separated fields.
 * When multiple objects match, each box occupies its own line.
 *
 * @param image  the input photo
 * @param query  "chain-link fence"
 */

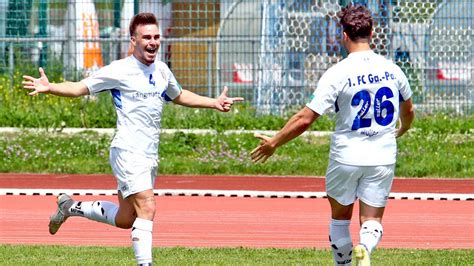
xmin=1 ymin=0 xmax=472 ymax=115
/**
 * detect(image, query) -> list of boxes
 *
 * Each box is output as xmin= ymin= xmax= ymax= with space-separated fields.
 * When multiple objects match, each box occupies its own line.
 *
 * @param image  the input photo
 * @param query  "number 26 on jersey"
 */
xmin=351 ymin=86 xmax=395 ymax=130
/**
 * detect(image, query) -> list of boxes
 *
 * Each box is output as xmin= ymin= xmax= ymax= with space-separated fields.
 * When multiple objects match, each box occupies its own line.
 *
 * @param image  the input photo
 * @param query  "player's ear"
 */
xmin=342 ymin=32 xmax=349 ymax=41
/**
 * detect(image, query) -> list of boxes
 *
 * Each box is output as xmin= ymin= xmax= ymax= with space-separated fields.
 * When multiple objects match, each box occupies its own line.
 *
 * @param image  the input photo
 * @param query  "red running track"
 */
xmin=0 ymin=174 xmax=473 ymax=249
xmin=1 ymin=173 xmax=473 ymax=193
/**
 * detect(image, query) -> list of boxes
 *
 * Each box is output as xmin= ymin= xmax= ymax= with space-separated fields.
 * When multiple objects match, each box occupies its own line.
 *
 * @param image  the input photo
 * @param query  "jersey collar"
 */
xmin=130 ymin=55 xmax=155 ymax=70
xmin=347 ymin=50 xmax=375 ymax=59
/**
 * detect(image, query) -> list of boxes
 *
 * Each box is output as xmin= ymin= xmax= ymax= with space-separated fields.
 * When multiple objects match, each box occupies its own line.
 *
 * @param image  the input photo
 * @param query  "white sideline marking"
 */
xmin=0 ymin=189 xmax=472 ymax=201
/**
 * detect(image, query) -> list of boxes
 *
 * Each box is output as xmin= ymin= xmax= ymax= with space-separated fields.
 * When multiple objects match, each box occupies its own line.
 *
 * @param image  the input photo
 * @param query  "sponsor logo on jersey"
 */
xmin=133 ymin=91 xmax=161 ymax=99
xmin=360 ymin=129 xmax=379 ymax=137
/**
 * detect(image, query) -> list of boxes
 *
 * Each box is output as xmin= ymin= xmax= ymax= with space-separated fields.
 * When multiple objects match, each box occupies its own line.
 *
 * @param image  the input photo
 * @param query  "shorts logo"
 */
xmin=121 ymin=184 xmax=129 ymax=192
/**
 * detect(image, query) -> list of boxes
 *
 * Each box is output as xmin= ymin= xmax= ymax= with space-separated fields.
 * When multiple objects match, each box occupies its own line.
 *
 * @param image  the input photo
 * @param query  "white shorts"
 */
xmin=325 ymin=159 xmax=395 ymax=207
xmin=109 ymin=147 xmax=158 ymax=198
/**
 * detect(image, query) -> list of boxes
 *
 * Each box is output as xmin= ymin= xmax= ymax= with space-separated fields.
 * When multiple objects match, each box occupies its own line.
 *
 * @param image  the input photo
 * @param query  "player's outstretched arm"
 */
xmin=173 ymin=86 xmax=244 ymax=112
xmin=251 ymin=107 xmax=319 ymax=163
xmin=22 ymin=67 xmax=89 ymax=97
xmin=396 ymin=98 xmax=415 ymax=138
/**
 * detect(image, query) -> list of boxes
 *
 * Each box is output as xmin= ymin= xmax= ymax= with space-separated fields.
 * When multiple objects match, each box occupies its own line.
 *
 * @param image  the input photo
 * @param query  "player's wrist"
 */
xmin=399 ymin=125 xmax=411 ymax=132
xmin=267 ymin=139 xmax=279 ymax=150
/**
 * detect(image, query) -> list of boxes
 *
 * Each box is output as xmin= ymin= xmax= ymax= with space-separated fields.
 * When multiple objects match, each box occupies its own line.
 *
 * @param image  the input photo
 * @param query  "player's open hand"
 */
xmin=215 ymin=86 xmax=244 ymax=112
xmin=22 ymin=67 xmax=51 ymax=96
xmin=250 ymin=133 xmax=276 ymax=163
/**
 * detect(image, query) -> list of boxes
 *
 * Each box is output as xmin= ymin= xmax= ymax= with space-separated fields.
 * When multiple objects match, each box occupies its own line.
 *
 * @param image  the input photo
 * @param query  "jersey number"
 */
xmin=351 ymin=87 xmax=394 ymax=130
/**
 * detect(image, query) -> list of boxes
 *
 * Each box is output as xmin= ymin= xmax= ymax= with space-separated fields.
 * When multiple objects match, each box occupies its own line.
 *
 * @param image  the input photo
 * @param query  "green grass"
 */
xmin=2 ymin=91 xmax=473 ymax=177
xmin=1 ymin=67 xmax=473 ymax=131
xmin=0 ymin=125 xmax=472 ymax=177
xmin=0 ymin=69 xmax=116 ymax=129
xmin=397 ymin=130 xmax=473 ymax=177
xmin=1 ymin=245 xmax=473 ymax=265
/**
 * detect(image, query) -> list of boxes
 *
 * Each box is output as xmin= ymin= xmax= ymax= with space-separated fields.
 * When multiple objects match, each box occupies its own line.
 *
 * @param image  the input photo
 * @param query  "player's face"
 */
xmin=131 ymin=24 xmax=160 ymax=65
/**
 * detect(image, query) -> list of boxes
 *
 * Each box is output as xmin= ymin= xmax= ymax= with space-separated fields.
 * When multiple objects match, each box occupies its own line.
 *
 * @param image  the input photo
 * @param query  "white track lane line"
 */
xmin=0 ymin=188 xmax=472 ymax=201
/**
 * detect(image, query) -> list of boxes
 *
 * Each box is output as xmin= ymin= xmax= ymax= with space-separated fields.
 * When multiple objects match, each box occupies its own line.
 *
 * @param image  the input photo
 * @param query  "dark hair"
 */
xmin=338 ymin=4 xmax=373 ymax=42
xmin=129 ymin=12 xmax=159 ymax=37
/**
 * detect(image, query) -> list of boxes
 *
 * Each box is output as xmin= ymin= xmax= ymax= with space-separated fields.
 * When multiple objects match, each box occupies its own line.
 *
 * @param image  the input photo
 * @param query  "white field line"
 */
xmin=0 ymin=127 xmax=332 ymax=137
xmin=0 ymin=188 xmax=472 ymax=201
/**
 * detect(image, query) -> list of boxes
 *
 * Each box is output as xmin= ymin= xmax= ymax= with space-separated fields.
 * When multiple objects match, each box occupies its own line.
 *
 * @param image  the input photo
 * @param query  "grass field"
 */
xmin=2 ymin=245 xmax=474 ymax=265
xmin=1 ymin=101 xmax=473 ymax=265
xmin=1 ymin=126 xmax=472 ymax=177
xmin=1 ymin=123 xmax=473 ymax=265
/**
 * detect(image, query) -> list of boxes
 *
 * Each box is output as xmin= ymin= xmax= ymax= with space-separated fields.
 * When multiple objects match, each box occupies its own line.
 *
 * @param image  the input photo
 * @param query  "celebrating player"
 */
xmin=250 ymin=4 xmax=414 ymax=266
xmin=22 ymin=12 xmax=243 ymax=266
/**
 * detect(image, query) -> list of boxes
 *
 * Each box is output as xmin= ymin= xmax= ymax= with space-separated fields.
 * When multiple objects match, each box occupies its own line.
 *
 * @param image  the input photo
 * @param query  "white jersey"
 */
xmin=306 ymin=50 xmax=412 ymax=166
xmin=83 ymin=55 xmax=182 ymax=159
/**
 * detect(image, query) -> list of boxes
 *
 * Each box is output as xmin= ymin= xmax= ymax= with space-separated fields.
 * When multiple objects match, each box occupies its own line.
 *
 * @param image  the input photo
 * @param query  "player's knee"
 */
xmin=328 ymin=197 xmax=353 ymax=220
xmin=135 ymin=197 xmax=156 ymax=220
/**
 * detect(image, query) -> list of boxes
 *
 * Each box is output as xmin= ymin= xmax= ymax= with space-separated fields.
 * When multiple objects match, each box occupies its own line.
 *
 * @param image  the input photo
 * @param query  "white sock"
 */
xmin=329 ymin=219 xmax=352 ymax=266
xmin=69 ymin=201 xmax=118 ymax=226
xmin=132 ymin=218 xmax=153 ymax=265
xmin=359 ymin=220 xmax=383 ymax=253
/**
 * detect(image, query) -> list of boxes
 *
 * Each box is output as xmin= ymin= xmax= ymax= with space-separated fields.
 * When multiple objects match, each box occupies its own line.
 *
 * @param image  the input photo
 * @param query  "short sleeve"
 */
xmin=306 ymin=68 xmax=340 ymax=115
xmin=82 ymin=64 xmax=120 ymax=95
xmin=164 ymin=70 xmax=182 ymax=101
xmin=395 ymin=66 xmax=412 ymax=102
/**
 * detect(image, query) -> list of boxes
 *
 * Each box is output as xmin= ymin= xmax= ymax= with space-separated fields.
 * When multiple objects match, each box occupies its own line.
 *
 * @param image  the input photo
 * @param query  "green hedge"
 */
xmin=2 ymin=70 xmax=473 ymax=133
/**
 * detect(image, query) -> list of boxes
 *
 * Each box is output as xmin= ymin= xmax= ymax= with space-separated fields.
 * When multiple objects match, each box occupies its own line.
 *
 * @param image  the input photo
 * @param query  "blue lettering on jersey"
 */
xmin=351 ymin=86 xmax=395 ymax=132
xmin=351 ymin=90 xmax=372 ymax=130
xmin=374 ymin=87 xmax=394 ymax=126
xmin=149 ymin=74 xmax=155 ymax=86
xmin=348 ymin=71 xmax=396 ymax=88
xmin=368 ymin=74 xmax=381 ymax=83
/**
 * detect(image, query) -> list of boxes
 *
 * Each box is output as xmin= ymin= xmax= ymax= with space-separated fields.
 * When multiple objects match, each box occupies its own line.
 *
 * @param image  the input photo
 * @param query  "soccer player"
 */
xmin=22 ymin=13 xmax=243 ymax=266
xmin=250 ymin=4 xmax=414 ymax=266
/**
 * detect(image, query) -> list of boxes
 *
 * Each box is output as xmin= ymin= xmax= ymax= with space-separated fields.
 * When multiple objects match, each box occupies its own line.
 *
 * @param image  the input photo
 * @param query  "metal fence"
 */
xmin=1 ymin=0 xmax=472 ymax=114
